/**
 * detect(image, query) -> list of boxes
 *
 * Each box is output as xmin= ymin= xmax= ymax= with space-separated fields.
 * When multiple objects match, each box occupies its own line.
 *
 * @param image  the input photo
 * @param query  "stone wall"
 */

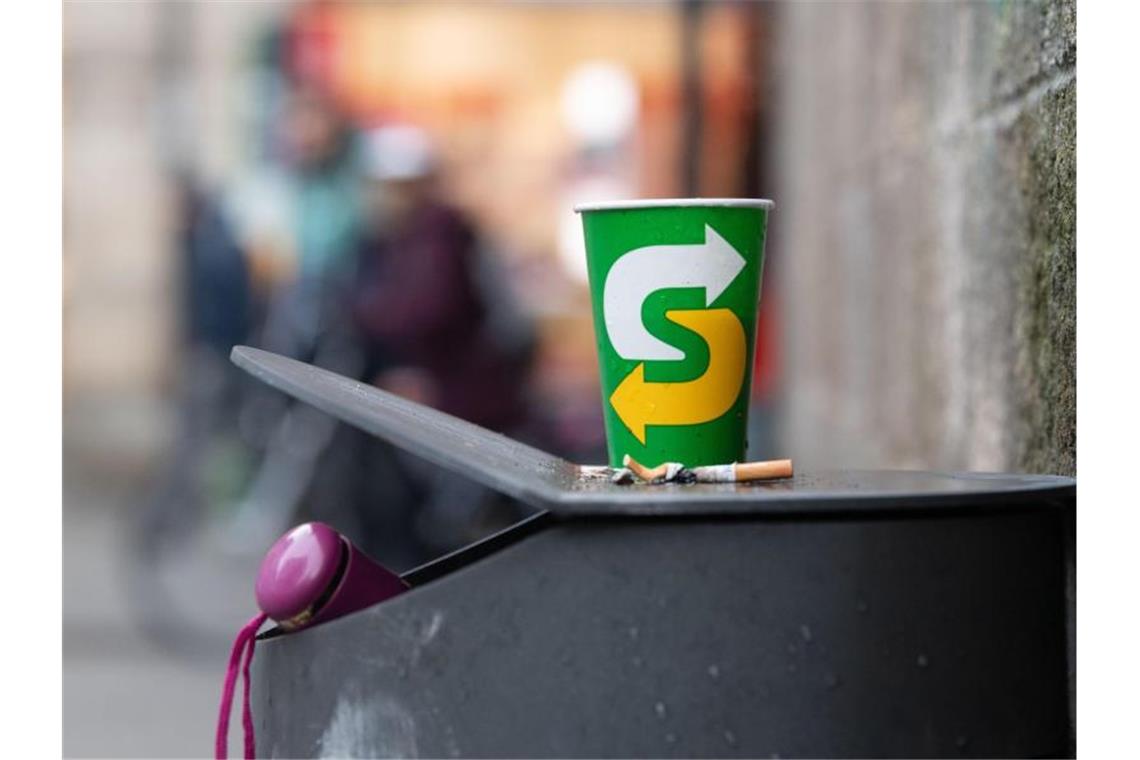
xmin=770 ymin=0 xmax=1075 ymax=474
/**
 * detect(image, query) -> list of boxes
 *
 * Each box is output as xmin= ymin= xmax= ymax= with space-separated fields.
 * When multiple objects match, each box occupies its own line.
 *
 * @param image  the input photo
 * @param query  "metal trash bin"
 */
xmin=234 ymin=347 xmax=1075 ymax=759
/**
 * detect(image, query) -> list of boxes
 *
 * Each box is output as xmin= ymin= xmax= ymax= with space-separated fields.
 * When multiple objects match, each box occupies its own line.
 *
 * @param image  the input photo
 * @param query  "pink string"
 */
xmin=216 ymin=613 xmax=268 ymax=759
xmin=240 ymin=624 xmax=259 ymax=759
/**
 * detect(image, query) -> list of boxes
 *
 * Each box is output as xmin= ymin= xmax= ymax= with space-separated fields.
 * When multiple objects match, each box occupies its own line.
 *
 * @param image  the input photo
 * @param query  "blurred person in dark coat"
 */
xmin=349 ymin=125 xmax=536 ymax=557
xmin=181 ymin=178 xmax=253 ymax=359
xmin=130 ymin=177 xmax=256 ymax=646
xmin=354 ymin=125 xmax=531 ymax=432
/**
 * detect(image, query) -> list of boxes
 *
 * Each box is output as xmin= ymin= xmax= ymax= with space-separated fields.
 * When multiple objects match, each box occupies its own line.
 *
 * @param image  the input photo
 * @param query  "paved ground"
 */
xmin=64 ymin=419 xmax=262 ymax=758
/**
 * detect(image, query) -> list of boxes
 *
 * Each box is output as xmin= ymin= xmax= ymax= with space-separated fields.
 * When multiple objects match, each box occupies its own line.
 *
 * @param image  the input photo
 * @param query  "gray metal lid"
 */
xmin=231 ymin=347 xmax=1074 ymax=518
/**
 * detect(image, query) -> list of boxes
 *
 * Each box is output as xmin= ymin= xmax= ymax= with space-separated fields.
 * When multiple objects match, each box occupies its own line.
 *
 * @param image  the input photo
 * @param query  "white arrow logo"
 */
xmin=603 ymin=224 xmax=746 ymax=361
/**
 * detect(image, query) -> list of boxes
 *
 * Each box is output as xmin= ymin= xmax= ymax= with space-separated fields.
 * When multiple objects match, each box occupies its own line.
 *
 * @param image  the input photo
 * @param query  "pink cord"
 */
xmin=216 ymin=613 xmax=268 ymax=759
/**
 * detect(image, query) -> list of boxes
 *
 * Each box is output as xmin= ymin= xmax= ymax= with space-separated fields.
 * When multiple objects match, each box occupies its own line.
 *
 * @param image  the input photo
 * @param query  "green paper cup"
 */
xmin=576 ymin=198 xmax=773 ymax=468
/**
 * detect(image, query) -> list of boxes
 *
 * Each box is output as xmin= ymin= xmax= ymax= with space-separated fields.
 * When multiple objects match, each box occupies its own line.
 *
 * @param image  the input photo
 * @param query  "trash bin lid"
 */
xmin=231 ymin=346 xmax=1074 ymax=518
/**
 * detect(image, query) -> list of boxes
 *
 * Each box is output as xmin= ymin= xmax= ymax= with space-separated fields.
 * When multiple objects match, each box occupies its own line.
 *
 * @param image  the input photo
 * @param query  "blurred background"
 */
xmin=63 ymin=1 xmax=1075 ymax=756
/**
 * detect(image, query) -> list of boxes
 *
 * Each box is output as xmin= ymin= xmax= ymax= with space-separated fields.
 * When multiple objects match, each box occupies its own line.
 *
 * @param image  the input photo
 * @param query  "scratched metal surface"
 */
xmin=231 ymin=347 xmax=1074 ymax=517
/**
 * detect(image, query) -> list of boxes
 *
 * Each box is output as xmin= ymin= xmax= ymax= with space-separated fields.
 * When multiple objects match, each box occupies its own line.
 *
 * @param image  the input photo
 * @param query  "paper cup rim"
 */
xmin=574 ymin=198 xmax=774 ymax=213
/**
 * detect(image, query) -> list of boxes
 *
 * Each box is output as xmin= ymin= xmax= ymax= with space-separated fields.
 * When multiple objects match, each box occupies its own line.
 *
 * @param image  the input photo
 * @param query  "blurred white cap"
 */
xmin=363 ymin=125 xmax=436 ymax=181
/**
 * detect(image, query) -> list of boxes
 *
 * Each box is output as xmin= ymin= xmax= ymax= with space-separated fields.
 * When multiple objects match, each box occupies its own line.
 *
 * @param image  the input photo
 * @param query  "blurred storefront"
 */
xmin=65 ymin=0 xmax=776 ymax=468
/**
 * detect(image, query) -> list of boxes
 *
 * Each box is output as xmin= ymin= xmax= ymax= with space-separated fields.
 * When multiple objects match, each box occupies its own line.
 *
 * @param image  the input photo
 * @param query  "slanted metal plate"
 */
xmin=231 ymin=347 xmax=1074 ymax=517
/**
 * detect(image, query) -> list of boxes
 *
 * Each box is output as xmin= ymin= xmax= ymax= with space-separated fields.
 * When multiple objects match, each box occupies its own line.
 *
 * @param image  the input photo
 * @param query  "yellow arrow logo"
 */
xmin=609 ymin=307 xmax=746 ymax=444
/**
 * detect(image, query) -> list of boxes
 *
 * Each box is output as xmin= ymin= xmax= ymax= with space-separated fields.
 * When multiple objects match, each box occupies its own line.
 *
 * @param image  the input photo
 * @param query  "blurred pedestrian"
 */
xmin=349 ymin=125 xmax=536 ymax=558
xmin=131 ymin=175 xmax=255 ymax=650
xmin=354 ymin=125 xmax=531 ymax=431
xmin=232 ymin=84 xmax=367 ymax=547
xmin=260 ymin=82 xmax=362 ymax=368
xmin=143 ymin=175 xmax=254 ymax=547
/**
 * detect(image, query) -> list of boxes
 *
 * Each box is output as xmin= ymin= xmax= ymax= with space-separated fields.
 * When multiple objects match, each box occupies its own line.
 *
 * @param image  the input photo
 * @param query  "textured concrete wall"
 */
xmin=771 ymin=0 xmax=1075 ymax=475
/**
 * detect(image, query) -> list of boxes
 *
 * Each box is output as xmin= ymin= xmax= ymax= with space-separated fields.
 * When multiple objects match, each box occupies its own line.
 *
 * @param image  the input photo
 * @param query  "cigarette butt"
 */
xmin=689 ymin=463 xmax=736 ymax=483
xmin=733 ymin=458 xmax=794 ymax=482
xmin=619 ymin=455 xmax=793 ymax=485
xmin=611 ymin=468 xmax=636 ymax=484
xmin=622 ymin=454 xmax=670 ymax=483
